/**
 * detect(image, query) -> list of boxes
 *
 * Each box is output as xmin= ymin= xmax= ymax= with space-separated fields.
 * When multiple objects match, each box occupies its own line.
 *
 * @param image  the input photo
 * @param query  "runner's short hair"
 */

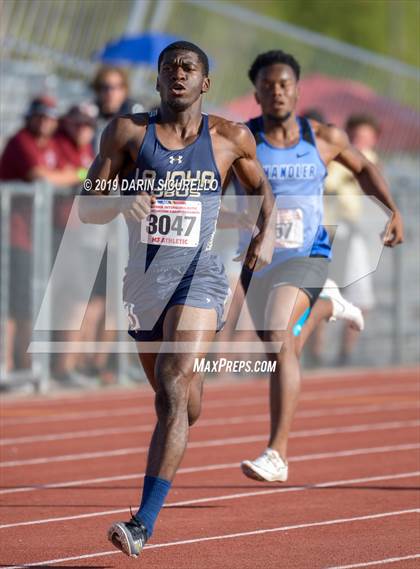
xmin=158 ymin=41 xmax=209 ymax=75
xmin=248 ymin=50 xmax=301 ymax=83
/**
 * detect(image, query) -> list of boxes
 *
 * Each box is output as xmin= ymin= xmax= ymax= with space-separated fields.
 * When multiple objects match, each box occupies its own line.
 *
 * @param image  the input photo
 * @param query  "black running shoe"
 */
xmin=108 ymin=516 xmax=148 ymax=558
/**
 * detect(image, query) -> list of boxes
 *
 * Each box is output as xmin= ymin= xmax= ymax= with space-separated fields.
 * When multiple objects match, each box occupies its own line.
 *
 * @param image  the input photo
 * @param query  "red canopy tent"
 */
xmin=224 ymin=73 xmax=420 ymax=152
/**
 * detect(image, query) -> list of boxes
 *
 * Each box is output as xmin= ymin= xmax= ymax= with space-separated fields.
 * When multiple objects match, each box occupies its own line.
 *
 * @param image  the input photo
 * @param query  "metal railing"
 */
xmin=0 ymin=182 xmax=135 ymax=391
xmin=0 ymin=182 xmax=52 ymax=390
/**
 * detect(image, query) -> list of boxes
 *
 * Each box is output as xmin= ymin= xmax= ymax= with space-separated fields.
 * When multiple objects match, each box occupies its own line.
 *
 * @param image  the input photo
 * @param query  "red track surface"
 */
xmin=1 ymin=367 xmax=419 ymax=568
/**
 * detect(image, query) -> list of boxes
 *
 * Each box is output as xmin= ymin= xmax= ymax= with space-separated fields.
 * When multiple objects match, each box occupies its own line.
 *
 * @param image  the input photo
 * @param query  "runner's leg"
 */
xmin=142 ymin=304 xmax=216 ymax=481
xmin=264 ymin=285 xmax=310 ymax=460
xmin=295 ymin=297 xmax=333 ymax=357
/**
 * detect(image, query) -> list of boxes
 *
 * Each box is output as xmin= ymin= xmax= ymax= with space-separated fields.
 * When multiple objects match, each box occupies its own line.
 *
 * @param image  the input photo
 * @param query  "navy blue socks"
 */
xmin=135 ymin=475 xmax=172 ymax=538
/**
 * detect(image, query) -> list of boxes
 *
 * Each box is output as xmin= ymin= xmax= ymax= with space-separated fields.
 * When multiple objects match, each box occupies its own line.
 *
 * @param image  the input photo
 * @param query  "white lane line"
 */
xmin=2 ymin=419 xmax=419 ymax=468
xmin=2 ymin=509 xmax=419 ymax=568
xmin=327 ymin=554 xmax=420 ymax=568
xmin=169 ymin=472 xmax=420 ymax=508
xmin=299 ymin=382 xmax=419 ymax=401
xmin=2 ymin=381 xmax=418 ymax=426
xmin=2 ymin=401 xmax=418 ymax=446
xmin=2 ymin=364 xmax=416 ymax=409
xmin=1 ymin=469 xmax=418 ymax=530
xmin=1 ymin=365 xmax=413 ymax=410
xmin=0 ymin=402 xmax=154 ymax=425
xmin=0 ymin=379 xmax=265 ymax=409
xmin=0 ymin=395 xmax=268 ymax=426
xmin=0 ymin=387 xmax=153 ymax=408
xmin=1 ymin=442 xmax=418 ymax=496
xmin=0 ymin=461 xmax=239 ymax=497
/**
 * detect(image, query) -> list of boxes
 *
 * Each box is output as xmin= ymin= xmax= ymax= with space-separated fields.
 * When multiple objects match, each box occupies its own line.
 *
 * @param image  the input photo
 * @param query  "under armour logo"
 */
xmin=169 ymin=155 xmax=183 ymax=165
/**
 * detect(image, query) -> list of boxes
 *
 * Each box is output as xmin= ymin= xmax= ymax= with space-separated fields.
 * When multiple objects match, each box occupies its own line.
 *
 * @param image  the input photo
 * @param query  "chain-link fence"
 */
xmin=0 ymin=182 xmax=136 ymax=390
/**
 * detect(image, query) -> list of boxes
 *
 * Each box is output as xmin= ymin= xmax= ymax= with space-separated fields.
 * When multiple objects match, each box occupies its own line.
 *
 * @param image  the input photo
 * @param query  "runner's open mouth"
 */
xmin=170 ymin=83 xmax=187 ymax=95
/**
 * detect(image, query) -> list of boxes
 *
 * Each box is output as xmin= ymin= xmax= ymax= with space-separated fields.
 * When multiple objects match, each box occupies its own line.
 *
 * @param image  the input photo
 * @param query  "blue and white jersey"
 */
xmin=236 ymin=116 xmax=331 ymax=276
xmin=123 ymin=112 xmax=222 ymax=273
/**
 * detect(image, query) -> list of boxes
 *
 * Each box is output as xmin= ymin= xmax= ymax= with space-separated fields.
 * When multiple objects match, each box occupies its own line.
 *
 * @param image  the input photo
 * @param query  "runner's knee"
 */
xmin=265 ymin=330 xmax=296 ymax=360
xmin=154 ymin=362 xmax=192 ymax=421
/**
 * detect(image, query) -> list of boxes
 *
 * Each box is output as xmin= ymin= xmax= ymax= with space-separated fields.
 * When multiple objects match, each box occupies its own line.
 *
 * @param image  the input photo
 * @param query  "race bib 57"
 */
xmin=275 ymin=208 xmax=304 ymax=249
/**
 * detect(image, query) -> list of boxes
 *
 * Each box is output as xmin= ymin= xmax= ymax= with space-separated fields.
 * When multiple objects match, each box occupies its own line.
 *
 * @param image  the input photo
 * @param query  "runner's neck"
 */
xmin=157 ymin=102 xmax=203 ymax=135
xmin=262 ymin=113 xmax=300 ymax=148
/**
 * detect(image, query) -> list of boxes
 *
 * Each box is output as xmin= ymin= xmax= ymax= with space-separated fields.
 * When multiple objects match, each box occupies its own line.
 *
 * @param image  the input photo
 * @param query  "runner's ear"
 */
xmin=201 ymin=76 xmax=210 ymax=94
xmin=156 ymin=78 xmax=160 ymax=93
xmin=254 ymin=90 xmax=260 ymax=106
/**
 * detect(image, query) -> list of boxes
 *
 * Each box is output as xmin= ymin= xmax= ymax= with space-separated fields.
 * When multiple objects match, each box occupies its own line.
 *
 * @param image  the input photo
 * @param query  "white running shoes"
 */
xmin=320 ymin=278 xmax=365 ymax=331
xmin=241 ymin=448 xmax=288 ymax=482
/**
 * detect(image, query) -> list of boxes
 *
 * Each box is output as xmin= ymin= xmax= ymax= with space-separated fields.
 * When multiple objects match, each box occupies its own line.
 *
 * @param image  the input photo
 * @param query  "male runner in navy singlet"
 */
xmin=235 ymin=50 xmax=404 ymax=483
xmin=78 ymin=42 xmax=275 ymax=558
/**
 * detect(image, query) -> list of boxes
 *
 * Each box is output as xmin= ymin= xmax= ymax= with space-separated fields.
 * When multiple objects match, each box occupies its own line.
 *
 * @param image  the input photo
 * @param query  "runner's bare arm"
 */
xmin=78 ymin=117 xmax=154 ymax=224
xmin=324 ymin=125 xmax=404 ymax=247
xmin=218 ymin=170 xmax=254 ymax=229
xmin=231 ymin=124 xmax=276 ymax=270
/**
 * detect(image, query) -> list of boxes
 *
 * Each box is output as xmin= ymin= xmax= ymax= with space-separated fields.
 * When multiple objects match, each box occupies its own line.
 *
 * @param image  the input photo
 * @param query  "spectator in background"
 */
xmin=56 ymin=103 xmax=96 ymax=173
xmin=301 ymin=109 xmax=329 ymax=366
xmin=54 ymin=103 xmax=97 ymax=236
xmin=91 ymin=66 xmax=143 ymax=149
xmin=0 ymin=96 xmax=79 ymax=376
xmin=52 ymin=103 xmax=97 ymax=386
xmin=302 ymin=108 xmax=325 ymax=124
xmin=82 ymin=67 xmax=144 ymax=383
xmin=324 ymin=114 xmax=381 ymax=365
xmin=0 ymin=96 xmax=79 ymax=185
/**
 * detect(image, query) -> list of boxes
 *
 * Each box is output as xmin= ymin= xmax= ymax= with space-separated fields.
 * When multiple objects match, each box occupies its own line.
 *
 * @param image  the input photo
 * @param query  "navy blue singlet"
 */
xmin=124 ymin=112 xmax=223 ymax=273
xmin=121 ymin=112 xmax=229 ymax=340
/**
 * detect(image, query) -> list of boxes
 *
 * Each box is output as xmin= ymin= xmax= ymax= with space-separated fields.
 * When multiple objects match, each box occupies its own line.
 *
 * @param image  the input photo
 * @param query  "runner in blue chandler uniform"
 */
xmin=234 ymin=50 xmax=404 ymax=483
